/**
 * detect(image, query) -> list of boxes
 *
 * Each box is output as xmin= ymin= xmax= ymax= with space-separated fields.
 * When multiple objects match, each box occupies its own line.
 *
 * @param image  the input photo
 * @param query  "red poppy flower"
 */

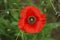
xmin=18 ymin=6 xmax=46 ymax=34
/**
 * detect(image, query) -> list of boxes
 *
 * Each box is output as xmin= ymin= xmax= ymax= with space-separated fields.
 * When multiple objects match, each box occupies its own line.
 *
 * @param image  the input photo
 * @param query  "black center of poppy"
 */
xmin=27 ymin=16 xmax=36 ymax=24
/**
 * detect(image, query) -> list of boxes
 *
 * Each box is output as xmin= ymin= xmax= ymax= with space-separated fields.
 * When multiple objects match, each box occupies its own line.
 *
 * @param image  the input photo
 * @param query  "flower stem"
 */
xmin=16 ymin=31 xmax=20 ymax=40
xmin=21 ymin=31 xmax=24 ymax=40
xmin=16 ymin=31 xmax=24 ymax=40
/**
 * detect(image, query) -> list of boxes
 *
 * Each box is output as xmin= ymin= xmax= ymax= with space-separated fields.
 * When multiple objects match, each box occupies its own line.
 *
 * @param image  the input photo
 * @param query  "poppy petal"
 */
xmin=18 ymin=6 xmax=46 ymax=34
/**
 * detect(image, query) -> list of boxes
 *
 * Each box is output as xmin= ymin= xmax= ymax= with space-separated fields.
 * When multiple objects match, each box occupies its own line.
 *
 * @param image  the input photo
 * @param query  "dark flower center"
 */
xmin=27 ymin=16 xmax=36 ymax=24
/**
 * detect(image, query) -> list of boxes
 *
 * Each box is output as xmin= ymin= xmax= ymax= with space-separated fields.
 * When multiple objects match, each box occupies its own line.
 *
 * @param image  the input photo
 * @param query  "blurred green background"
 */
xmin=0 ymin=0 xmax=60 ymax=40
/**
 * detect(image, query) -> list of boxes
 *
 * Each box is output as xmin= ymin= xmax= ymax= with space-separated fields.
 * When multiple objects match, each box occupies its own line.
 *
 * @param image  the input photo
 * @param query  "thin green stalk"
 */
xmin=4 ymin=0 xmax=8 ymax=10
xmin=21 ymin=31 xmax=24 ymax=40
xmin=50 ymin=0 xmax=57 ymax=13
xmin=16 ymin=30 xmax=24 ymax=40
xmin=16 ymin=31 xmax=20 ymax=40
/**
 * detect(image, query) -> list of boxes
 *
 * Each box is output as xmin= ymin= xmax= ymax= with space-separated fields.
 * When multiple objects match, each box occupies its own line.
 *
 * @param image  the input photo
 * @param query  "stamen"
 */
xmin=27 ymin=16 xmax=36 ymax=24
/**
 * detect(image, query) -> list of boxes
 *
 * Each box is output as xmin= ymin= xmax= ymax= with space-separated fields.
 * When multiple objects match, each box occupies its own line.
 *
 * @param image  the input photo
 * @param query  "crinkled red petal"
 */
xmin=18 ymin=6 xmax=46 ymax=34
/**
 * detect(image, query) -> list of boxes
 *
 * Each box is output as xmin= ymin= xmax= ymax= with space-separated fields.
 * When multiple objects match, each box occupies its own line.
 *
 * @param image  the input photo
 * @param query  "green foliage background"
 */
xmin=0 ymin=0 xmax=60 ymax=40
